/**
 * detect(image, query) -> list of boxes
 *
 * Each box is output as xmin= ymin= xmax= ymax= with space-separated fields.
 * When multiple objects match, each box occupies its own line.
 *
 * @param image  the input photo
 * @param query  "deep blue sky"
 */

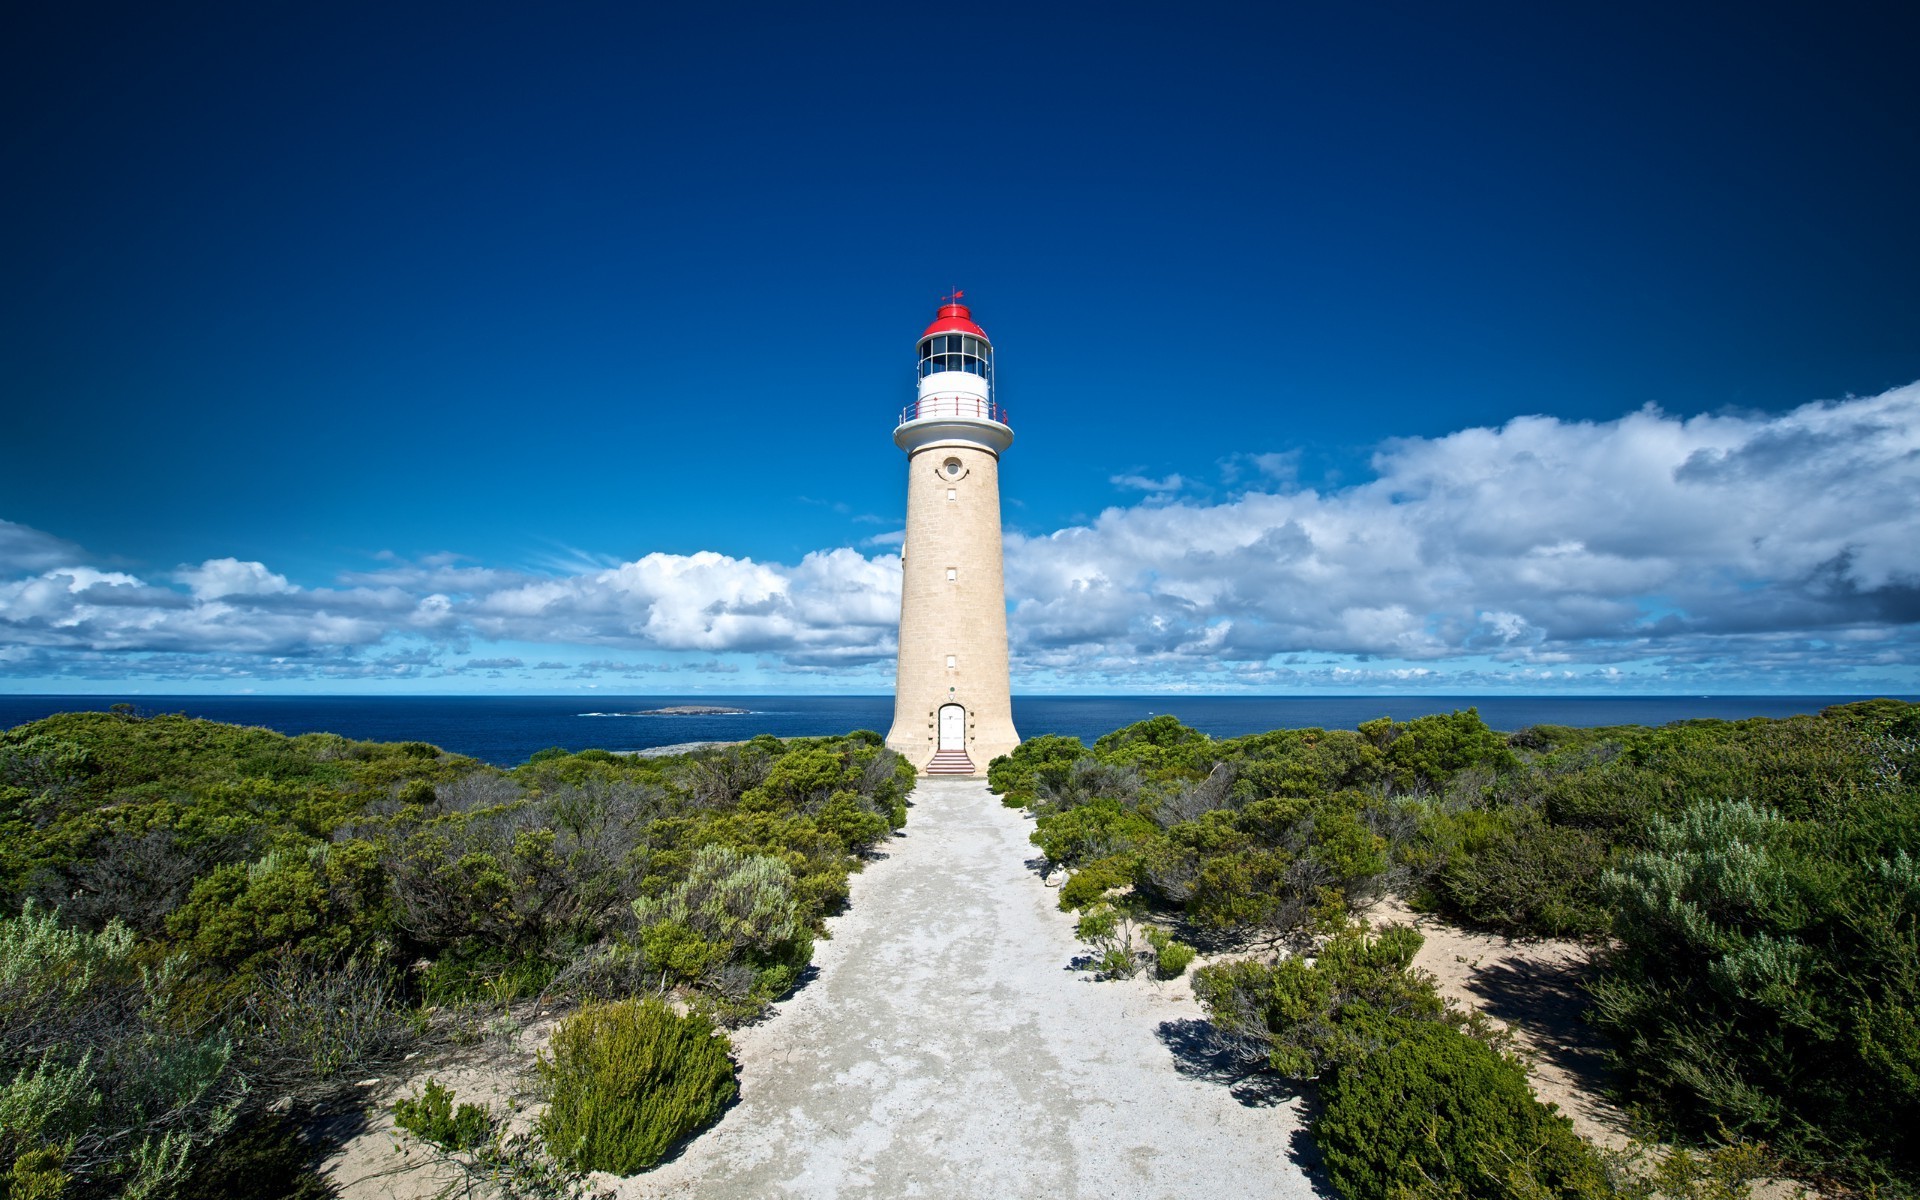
xmin=3 ymin=2 xmax=1917 ymax=694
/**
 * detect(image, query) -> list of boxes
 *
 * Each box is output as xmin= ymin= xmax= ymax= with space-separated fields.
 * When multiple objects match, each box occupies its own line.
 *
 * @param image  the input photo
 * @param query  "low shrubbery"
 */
xmin=536 ymin=999 xmax=736 ymax=1175
xmin=0 ymin=710 xmax=915 ymax=1193
xmin=1592 ymin=790 xmax=1920 ymax=1189
xmin=1195 ymin=921 xmax=1605 ymax=1200
xmin=995 ymin=700 xmax=1920 ymax=1196
xmin=1318 ymin=1016 xmax=1606 ymax=1200
xmin=393 ymin=1078 xmax=493 ymax=1152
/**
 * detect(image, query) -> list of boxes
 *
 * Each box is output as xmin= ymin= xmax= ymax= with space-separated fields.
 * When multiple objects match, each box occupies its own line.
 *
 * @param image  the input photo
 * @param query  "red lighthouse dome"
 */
xmin=922 ymin=300 xmax=988 ymax=340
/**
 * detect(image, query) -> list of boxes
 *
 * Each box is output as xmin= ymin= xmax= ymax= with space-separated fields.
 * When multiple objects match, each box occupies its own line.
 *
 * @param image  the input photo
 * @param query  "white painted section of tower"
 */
xmin=885 ymin=302 xmax=1021 ymax=776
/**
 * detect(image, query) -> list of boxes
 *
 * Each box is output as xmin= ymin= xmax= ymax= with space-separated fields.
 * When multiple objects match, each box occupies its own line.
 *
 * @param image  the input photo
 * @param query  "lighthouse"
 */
xmin=884 ymin=294 xmax=1021 ymax=776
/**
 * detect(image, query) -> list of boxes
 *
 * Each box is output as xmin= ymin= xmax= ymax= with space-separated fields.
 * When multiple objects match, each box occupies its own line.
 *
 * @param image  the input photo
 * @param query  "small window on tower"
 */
xmin=943 ymin=458 xmax=963 ymax=477
xmin=946 ymin=488 xmax=956 ymax=501
xmin=946 ymin=568 xmax=957 ymax=581
xmin=946 ymin=655 xmax=957 ymax=668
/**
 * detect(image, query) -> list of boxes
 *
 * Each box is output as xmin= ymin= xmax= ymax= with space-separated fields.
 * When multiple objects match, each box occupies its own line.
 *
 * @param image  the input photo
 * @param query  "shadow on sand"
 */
xmin=1464 ymin=952 xmax=1616 ymax=1100
xmin=1156 ymin=1018 xmax=1337 ymax=1195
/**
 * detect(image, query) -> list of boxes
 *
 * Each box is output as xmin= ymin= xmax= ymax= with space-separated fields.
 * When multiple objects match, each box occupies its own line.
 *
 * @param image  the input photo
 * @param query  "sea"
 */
xmin=0 ymin=694 xmax=1908 ymax=768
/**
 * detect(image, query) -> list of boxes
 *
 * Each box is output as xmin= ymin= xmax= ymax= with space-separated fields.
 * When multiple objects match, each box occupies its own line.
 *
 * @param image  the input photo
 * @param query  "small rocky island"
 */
xmin=636 ymin=705 xmax=751 ymax=716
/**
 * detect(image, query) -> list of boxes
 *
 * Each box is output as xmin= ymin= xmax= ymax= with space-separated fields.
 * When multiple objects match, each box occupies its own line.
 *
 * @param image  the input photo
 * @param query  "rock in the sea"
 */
xmin=636 ymin=705 xmax=751 ymax=716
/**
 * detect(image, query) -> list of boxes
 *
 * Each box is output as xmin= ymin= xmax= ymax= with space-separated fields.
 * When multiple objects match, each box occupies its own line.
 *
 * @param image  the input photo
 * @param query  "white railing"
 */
xmin=898 ymin=395 xmax=1010 ymax=426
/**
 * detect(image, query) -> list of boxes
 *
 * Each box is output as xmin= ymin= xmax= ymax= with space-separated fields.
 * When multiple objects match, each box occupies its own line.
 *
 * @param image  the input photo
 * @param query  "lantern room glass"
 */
xmin=917 ymin=334 xmax=994 ymax=386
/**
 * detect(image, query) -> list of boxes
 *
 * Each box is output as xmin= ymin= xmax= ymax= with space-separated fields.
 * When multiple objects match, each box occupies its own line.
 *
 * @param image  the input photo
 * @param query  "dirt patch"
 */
xmin=1364 ymin=897 xmax=1629 ymax=1148
xmin=320 ymin=1013 xmax=556 ymax=1199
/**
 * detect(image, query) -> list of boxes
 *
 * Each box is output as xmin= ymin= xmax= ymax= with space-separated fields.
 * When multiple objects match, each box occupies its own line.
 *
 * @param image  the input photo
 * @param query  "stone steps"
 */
xmin=924 ymin=749 xmax=976 ymax=775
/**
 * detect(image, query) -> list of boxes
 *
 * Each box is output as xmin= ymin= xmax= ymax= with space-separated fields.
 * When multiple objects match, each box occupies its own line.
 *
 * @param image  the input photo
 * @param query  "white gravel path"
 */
xmin=622 ymin=777 xmax=1325 ymax=1200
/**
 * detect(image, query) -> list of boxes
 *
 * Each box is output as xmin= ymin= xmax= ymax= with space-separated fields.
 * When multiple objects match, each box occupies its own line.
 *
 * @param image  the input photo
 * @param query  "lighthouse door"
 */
xmin=938 ymin=704 xmax=966 ymax=751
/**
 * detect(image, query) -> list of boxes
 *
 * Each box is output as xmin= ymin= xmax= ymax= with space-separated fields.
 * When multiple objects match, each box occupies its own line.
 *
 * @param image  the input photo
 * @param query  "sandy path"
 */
xmin=623 ymin=778 xmax=1322 ymax=1200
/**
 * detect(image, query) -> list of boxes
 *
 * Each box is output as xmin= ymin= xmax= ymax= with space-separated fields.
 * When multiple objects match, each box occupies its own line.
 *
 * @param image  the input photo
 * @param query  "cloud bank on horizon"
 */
xmin=4 ymin=384 xmax=1916 ymax=693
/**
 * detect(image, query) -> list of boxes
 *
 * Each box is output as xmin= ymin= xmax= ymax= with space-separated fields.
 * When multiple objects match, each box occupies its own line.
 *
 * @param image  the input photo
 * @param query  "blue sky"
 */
xmin=3 ymin=2 xmax=1916 ymax=695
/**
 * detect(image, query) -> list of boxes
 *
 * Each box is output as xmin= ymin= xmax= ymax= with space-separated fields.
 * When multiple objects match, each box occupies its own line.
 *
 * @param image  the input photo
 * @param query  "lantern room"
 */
xmin=917 ymin=298 xmax=994 ymax=402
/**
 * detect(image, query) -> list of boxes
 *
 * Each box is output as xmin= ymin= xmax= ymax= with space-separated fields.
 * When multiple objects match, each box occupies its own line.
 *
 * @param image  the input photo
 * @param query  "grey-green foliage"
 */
xmin=1073 ymin=903 xmax=1145 ymax=979
xmin=0 ymin=902 xmax=242 ymax=1199
xmin=633 ymin=846 xmax=802 ymax=954
xmin=1592 ymin=792 xmax=1920 ymax=1188
xmin=1035 ymin=757 xmax=1143 ymax=815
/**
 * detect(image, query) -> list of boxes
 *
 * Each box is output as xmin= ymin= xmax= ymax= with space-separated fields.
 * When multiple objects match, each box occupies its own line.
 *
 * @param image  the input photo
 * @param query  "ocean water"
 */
xmin=0 ymin=693 xmax=1907 ymax=768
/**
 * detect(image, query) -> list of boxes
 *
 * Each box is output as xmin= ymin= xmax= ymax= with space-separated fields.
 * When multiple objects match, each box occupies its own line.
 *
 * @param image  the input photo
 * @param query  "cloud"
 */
xmin=1006 ymin=382 xmax=1920 ymax=688
xmin=1109 ymin=472 xmax=1188 ymax=495
xmin=0 ymin=538 xmax=900 ymax=681
xmin=2 ymin=382 xmax=1915 ymax=690
xmin=0 ymin=521 xmax=88 ymax=575
xmin=176 ymin=558 xmax=295 ymax=599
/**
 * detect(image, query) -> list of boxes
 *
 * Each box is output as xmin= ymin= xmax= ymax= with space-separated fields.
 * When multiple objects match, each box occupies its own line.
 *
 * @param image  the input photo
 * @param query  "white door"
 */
xmin=938 ymin=704 xmax=966 ymax=750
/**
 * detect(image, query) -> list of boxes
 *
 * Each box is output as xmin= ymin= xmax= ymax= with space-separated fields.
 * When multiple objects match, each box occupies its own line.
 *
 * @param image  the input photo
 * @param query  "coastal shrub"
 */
xmin=987 ymin=735 xmax=1090 ymax=807
xmin=1590 ymin=791 xmax=1920 ymax=1189
xmin=1074 ymin=903 xmax=1144 ymax=979
xmin=1192 ymin=922 xmax=1442 ymax=1076
xmin=1091 ymin=715 xmax=1215 ymax=774
xmin=1224 ymin=728 xmax=1384 ymax=801
xmin=1425 ymin=809 xmax=1612 ymax=937
xmin=536 ymin=999 xmax=736 ymax=1175
xmin=632 ymin=845 xmax=812 ymax=1014
xmin=1359 ymin=708 xmax=1515 ymax=793
xmin=1056 ymin=854 xmax=1135 ymax=910
xmin=393 ymin=1078 xmax=493 ymax=1151
xmin=0 ymin=710 xmax=914 ymax=1192
xmin=1033 ymin=756 xmax=1146 ymax=815
xmin=1029 ymin=799 xmax=1158 ymax=868
xmin=633 ymin=846 xmax=802 ymax=958
xmin=814 ymin=791 xmax=891 ymax=853
xmin=1144 ymin=927 xmax=1195 ymax=979
xmin=1317 ymin=1017 xmax=1605 ymax=1200
xmin=0 ymin=904 xmax=243 ymax=1199
xmin=1150 ymin=762 xmax=1238 ymax=827
xmin=231 ymin=953 xmax=413 ymax=1097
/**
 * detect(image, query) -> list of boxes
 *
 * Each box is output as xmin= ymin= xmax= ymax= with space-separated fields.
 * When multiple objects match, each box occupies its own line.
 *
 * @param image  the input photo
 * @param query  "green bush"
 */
xmin=1360 ymin=708 xmax=1515 ymax=793
xmin=1317 ymin=1018 xmax=1605 ymax=1200
xmin=0 ymin=903 xmax=242 ymax=1199
xmin=1029 ymin=799 xmax=1158 ymax=867
xmin=393 ymin=1078 xmax=493 ymax=1151
xmin=633 ymin=846 xmax=805 ymax=980
xmin=1591 ymin=792 xmax=1920 ymax=1189
xmin=1192 ymin=922 xmax=1441 ymax=1077
xmin=1429 ymin=810 xmax=1612 ymax=937
xmin=987 ymin=735 xmax=1093 ymax=807
xmin=1144 ymin=927 xmax=1195 ymax=979
xmin=1074 ymin=903 xmax=1144 ymax=979
xmin=536 ymin=999 xmax=736 ymax=1175
xmin=1056 ymin=855 xmax=1135 ymax=910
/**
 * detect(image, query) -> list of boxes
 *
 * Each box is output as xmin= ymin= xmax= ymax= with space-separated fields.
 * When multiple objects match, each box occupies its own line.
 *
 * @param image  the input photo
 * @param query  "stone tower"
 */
xmin=884 ymin=295 xmax=1021 ymax=776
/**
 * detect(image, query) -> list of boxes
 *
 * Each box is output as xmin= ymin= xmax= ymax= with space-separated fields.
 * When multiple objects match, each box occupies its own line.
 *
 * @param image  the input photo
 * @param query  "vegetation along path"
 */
xmin=626 ymin=777 xmax=1320 ymax=1200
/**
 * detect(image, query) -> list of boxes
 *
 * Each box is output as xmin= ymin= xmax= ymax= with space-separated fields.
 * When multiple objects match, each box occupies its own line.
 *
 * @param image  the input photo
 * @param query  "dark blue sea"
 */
xmin=0 ymin=694 xmax=1907 ymax=767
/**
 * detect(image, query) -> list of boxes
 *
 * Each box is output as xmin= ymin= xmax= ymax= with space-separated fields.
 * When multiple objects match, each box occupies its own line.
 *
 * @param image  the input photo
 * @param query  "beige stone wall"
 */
xmin=885 ymin=437 xmax=1021 ymax=774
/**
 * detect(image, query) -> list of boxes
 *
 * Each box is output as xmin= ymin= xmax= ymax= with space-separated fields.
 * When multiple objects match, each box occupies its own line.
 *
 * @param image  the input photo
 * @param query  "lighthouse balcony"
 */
xmin=894 ymin=394 xmax=1014 ymax=455
xmin=897 ymin=395 xmax=1012 ymax=428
